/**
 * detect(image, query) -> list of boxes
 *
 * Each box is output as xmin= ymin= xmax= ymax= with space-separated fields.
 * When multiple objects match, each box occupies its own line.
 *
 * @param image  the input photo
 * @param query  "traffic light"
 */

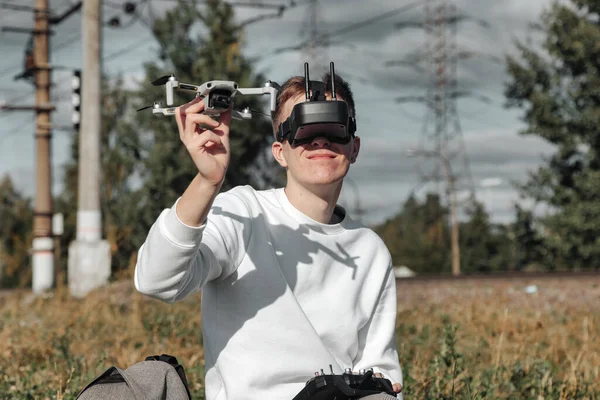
xmin=72 ymin=69 xmax=81 ymax=132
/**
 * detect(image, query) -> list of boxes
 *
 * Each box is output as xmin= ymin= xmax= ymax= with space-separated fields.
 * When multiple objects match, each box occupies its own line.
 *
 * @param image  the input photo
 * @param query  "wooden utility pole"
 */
xmin=32 ymin=0 xmax=55 ymax=293
xmin=1 ymin=1 xmax=82 ymax=293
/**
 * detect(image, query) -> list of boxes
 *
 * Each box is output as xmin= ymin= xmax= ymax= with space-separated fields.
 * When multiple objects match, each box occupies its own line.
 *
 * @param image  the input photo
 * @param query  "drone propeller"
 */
xmin=136 ymin=104 xmax=154 ymax=112
xmin=151 ymin=75 xmax=173 ymax=86
xmin=136 ymin=101 xmax=164 ymax=112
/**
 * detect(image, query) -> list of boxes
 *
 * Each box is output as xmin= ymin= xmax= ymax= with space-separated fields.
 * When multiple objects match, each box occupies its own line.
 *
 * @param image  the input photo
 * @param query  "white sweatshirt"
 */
xmin=135 ymin=185 xmax=403 ymax=400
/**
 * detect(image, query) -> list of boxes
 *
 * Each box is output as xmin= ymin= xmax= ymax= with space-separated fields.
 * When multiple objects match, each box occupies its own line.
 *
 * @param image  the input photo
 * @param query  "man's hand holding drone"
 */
xmin=175 ymin=97 xmax=233 ymax=188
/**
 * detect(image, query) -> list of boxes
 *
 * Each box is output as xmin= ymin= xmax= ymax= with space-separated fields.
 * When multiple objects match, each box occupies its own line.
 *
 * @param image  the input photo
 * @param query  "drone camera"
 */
xmin=208 ymin=89 xmax=234 ymax=110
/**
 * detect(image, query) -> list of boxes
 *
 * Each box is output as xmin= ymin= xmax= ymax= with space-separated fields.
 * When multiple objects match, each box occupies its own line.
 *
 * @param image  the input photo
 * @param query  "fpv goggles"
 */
xmin=276 ymin=62 xmax=357 ymax=146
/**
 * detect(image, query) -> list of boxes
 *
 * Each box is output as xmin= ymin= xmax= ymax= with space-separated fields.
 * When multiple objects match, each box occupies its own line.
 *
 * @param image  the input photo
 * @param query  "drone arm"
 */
xmin=176 ymin=82 xmax=202 ymax=94
xmin=166 ymin=81 xmax=203 ymax=106
xmin=232 ymin=109 xmax=252 ymax=120
xmin=152 ymin=106 xmax=177 ymax=116
xmin=237 ymin=85 xmax=279 ymax=112
xmin=166 ymin=81 xmax=176 ymax=106
xmin=236 ymin=88 xmax=266 ymax=95
xmin=152 ymin=105 xmax=250 ymax=120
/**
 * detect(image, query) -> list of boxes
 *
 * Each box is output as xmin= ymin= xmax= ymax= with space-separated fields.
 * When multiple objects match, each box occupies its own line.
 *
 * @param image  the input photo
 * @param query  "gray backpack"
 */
xmin=76 ymin=354 xmax=192 ymax=400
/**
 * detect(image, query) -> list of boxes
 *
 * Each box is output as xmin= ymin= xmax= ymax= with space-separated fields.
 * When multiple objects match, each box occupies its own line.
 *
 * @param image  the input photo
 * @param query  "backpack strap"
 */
xmin=75 ymin=367 xmax=131 ymax=399
xmin=145 ymin=354 xmax=192 ymax=400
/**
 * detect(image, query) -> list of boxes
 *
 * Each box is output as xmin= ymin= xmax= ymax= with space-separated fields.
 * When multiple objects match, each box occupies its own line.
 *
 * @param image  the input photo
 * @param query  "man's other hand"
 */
xmin=373 ymin=373 xmax=402 ymax=393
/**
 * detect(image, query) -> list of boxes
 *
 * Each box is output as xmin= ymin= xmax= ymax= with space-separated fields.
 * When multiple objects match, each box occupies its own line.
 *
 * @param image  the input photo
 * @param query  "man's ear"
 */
xmin=350 ymin=136 xmax=361 ymax=163
xmin=272 ymin=141 xmax=288 ymax=168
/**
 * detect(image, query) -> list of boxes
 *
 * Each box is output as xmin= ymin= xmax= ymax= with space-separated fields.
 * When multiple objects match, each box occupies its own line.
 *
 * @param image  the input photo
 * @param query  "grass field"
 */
xmin=0 ymin=274 xmax=598 ymax=399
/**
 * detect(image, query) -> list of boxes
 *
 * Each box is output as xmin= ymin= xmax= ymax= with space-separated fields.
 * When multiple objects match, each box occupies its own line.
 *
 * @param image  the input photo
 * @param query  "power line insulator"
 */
xmin=124 ymin=2 xmax=136 ymax=14
xmin=108 ymin=16 xmax=120 ymax=27
xmin=72 ymin=69 xmax=81 ymax=133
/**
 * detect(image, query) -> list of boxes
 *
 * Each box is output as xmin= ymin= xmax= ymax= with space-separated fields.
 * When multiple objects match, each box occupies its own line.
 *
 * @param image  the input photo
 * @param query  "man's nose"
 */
xmin=311 ymin=136 xmax=331 ymax=147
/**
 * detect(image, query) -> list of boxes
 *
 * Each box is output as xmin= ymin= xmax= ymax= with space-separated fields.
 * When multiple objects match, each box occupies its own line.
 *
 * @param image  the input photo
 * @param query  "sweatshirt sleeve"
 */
xmin=353 ymin=263 xmax=403 ymax=397
xmin=134 ymin=190 xmax=252 ymax=303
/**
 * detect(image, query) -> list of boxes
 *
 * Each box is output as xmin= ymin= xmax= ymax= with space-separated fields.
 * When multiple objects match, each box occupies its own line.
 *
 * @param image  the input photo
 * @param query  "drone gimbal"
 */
xmin=137 ymin=75 xmax=280 ymax=120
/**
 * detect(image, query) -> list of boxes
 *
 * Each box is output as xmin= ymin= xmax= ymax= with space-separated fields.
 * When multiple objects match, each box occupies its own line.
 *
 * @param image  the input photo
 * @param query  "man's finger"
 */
xmin=177 ymin=97 xmax=205 ymax=130
xmin=219 ymin=105 xmax=233 ymax=127
xmin=194 ymin=131 xmax=223 ymax=149
xmin=183 ymin=114 xmax=220 ymax=141
xmin=392 ymin=383 xmax=402 ymax=393
xmin=182 ymin=96 xmax=204 ymax=115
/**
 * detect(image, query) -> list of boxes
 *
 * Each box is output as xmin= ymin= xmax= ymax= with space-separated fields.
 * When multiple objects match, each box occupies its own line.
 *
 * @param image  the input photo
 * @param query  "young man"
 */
xmin=134 ymin=71 xmax=403 ymax=399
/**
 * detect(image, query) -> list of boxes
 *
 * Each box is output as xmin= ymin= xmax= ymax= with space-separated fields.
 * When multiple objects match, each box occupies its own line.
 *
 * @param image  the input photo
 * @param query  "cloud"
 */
xmin=340 ymin=126 xmax=554 ymax=225
xmin=0 ymin=0 xmax=559 ymax=228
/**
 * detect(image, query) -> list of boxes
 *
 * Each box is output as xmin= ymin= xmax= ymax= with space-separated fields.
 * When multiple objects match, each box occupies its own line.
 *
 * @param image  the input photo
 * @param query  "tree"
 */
xmin=0 ymin=175 xmax=33 ymax=287
xmin=132 ymin=0 xmax=279 ymax=242
xmin=375 ymin=193 xmax=449 ymax=274
xmin=511 ymin=204 xmax=548 ymax=271
xmin=375 ymin=194 xmax=516 ymax=275
xmin=56 ymin=0 xmax=279 ymax=277
xmin=505 ymin=0 xmax=600 ymax=270
xmin=56 ymin=76 xmax=141 ymax=277
xmin=459 ymin=201 xmax=513 ymax=273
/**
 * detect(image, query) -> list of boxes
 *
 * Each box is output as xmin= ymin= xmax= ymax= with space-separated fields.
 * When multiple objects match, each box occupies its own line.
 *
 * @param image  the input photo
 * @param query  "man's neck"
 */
xmin=284 ymin=180 xmax=343 ymax=224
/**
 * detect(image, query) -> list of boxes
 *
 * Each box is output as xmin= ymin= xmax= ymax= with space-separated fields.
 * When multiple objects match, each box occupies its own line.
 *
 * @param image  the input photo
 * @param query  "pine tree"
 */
xmin=505 ymin=0 xmax=600 ymax=270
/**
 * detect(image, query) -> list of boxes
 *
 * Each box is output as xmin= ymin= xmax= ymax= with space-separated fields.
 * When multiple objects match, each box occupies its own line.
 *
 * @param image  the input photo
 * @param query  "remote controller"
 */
xmin=292 ymin=366 xmax=397 ymax=400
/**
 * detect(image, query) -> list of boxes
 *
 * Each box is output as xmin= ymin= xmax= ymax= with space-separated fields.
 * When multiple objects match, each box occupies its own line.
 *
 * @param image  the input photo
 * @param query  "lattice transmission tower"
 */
xmin=399 ymin=0 xmax=478 ymax=202
xmin=389 ymin=0 xmax=494 ymax=275
xmin=300 ymin=0 xmax=329 ymax=74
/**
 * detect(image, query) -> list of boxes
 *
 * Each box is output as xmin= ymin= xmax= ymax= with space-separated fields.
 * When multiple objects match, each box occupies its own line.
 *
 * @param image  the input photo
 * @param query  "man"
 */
xmin=134 ymin=70 xmax=403 ymax=400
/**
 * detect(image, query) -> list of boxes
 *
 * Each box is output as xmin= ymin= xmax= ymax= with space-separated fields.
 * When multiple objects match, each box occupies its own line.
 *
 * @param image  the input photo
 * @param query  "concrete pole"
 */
xmin=77 ymin=0 xmax=101 ymax=236
xmin=68 ymin=0 xmax=111 ymax=297
xmin=32 ymin=0 xmax=54 ymax=294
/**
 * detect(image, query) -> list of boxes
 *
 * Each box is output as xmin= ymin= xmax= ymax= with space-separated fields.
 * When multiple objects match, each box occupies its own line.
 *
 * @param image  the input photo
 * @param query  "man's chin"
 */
xmin=301 ymin=175 xmax=346 ymax=189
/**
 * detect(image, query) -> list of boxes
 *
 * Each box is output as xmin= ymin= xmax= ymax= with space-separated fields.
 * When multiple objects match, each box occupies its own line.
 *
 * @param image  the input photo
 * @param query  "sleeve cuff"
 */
xmin=160 ymin=197 xmax=206 ymax=248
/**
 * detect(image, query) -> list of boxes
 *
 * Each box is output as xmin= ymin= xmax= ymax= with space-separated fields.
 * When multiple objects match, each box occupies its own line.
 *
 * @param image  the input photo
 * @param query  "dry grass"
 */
xmin=0 ymin=275 xmax=598 ymax=399
xmin=395 ymin=276 xmax=600 ymax=398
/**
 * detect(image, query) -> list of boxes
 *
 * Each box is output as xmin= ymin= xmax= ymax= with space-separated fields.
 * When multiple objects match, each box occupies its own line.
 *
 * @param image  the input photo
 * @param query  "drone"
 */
xmin=138 ymin=62 xmax=357 ymax=146
xmin=137 ymin=75 xmax=280 ymax=120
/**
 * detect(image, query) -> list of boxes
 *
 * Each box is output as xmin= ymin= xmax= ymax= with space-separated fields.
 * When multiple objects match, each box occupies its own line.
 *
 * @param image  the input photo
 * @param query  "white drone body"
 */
xmin=143 ymin=75 xmax=279 ymax=121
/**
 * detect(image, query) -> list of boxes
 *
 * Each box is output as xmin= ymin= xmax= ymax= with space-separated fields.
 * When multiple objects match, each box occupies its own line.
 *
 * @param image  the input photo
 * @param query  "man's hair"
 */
xmin=271 ymin=72 xmax=356 ymax=135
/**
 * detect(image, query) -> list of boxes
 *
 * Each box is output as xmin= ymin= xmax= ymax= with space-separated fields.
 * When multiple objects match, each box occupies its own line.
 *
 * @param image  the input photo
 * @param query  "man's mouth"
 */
xmin=307 ymin=152 xmax=337 ymax=160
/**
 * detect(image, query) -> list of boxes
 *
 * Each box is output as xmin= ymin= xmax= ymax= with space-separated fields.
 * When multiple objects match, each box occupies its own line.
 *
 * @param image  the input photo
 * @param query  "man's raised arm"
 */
xmin=134 ymin=99 xmax=240 ymax=302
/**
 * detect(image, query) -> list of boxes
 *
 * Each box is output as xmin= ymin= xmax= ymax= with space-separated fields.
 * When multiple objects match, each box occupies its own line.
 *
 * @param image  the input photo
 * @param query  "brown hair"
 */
xmin=271 ymin=72 xmax=356 ymax=135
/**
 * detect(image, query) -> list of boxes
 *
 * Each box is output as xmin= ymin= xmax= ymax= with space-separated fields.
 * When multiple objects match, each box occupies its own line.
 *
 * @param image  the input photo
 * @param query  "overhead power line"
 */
xmin=103 ymin=34 xmax=153 ymax=63
xmin=153 ymin=0 xmax=309 ymax=7
xmin=1 ymin=115 xmax=35 ymax=142
xmin=271 ymin=0 xmax=424 ymax=56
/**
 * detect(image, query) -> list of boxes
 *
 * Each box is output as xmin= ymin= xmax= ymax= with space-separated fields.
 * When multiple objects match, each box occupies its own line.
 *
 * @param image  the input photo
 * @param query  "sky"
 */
xmin=0 ymin=0 xmax=558 ymax=226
